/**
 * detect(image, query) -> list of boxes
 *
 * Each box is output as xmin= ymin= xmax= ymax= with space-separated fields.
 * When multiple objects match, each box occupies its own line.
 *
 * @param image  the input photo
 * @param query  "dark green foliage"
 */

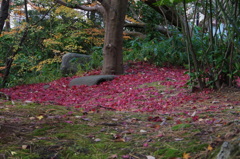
xmin=124 ymin=33 xmax=188 ymax=67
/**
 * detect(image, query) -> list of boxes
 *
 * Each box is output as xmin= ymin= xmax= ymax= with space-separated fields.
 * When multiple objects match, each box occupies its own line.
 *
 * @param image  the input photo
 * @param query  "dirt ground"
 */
xmin=0 ymin=87 xmax=239 ymax=159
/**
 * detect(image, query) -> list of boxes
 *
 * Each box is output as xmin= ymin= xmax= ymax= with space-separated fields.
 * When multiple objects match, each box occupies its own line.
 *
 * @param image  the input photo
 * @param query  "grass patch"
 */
xmin=0 ymin=98 xmax=239 ymax=159
xmin=154 ymin=148 xmax=182 ymax=159
xmin=171 ymin=123 xmax=192 ymax=131
xmin=32 ymin=126 xmax=53 ymax=136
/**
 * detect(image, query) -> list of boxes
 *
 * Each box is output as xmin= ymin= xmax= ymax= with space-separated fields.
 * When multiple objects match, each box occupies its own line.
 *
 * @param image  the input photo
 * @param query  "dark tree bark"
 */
xmin=5 ymin=16 xmax=10 ymax=31
xmin=101 ymin=0 xmax=128 ymax=74
xmin=55 ymin=0 xmax=128 ymax=75
xmin=0 ymin=0 xmax=10 ymax=34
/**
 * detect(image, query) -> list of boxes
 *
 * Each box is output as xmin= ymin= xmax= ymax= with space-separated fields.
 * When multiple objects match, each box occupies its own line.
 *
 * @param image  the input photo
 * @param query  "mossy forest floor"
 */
xmin=0 ymin=87 xmax=240 ymax=159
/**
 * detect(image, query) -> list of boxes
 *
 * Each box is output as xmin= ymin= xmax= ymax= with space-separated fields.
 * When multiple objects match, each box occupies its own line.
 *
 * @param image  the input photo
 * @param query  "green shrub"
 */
xmin=124 ymin=34 xmax=188 ymax=67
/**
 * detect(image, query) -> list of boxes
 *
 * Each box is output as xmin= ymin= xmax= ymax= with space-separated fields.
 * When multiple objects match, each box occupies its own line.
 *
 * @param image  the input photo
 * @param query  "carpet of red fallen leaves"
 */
xmin=1 ymin=62 xmax=240 ymax=114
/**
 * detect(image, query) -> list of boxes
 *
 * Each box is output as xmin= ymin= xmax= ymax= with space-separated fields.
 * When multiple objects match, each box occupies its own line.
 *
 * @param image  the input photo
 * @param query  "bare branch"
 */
xmin=124 ymin=23 xmax=172 ymax=36
xmin=124 ymin=23 xmax=145 ymax=28
xmin=129 ymin=6 xmax=144 ymax=23
xmin=55 ymin=0 xmax=102 ymax=12
xmin=124 ymin=31 xmax=146 ymax=39
xmin=142 ymin=0 xmax=182 ymax=30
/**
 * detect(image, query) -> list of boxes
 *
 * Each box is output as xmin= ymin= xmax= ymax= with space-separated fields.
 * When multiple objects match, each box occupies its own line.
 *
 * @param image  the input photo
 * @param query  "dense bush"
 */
xmin=0 ymin=5 xmax=104 ymax=87
xmin=124 ymin=33 xmax=188 ymax=67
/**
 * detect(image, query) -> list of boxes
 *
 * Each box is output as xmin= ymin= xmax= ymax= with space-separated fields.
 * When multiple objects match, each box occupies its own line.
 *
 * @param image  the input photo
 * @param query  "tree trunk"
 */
xmin=0 ymin=0 xmax=10 ymax=34
xmin=101 ymin=0 xmax=128 ymax=75
xmin=5 ymin=16 xmax=10 ymax=31
xmin=55 ymin=0 xmax=128 ymax=75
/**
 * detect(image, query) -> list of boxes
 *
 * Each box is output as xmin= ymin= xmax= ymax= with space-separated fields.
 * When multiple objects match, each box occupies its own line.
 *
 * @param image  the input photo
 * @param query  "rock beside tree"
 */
xmin=60 ymin=53 xmax=91 ymax=75
xmin=69 ymin=75 xmax=116 ymax=87
xmin=216 ymin=138 xmax=240 ymax=159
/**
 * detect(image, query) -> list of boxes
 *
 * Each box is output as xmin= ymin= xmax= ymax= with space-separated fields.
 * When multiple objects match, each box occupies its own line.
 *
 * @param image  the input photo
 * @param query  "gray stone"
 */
xmin=216 ymin=138 xmax=240 ymax=159
xmin=60 ymin=53 xmax=91 ymax=75
xmin=43 ymin=85 xmax=50 ymax=89
xmin=0 ymin=153 xmax=6 ymax=159
xmin=69 ymin=75 xmax=116 ymax=87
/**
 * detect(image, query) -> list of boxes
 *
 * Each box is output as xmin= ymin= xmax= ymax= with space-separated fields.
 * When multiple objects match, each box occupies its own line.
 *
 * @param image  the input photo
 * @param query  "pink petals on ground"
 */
xmin=0 ymin=62 xmax=216 ymax=113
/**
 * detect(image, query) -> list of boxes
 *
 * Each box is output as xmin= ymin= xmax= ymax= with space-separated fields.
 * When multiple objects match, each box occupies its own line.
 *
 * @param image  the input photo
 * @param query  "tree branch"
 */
xmin=55 ymin=0 xmax=102 ymax=12
xmin=129 ymin=6 xmax=144 ymax=23
xmin=142 ymin=0 xmax=182 ymax=30
xmin=124 ymin=23 xmax=145 ymax=28
xmin=24 ymin=0 xmax=29 ymax=23
xmin=124 ymin=23 xmax=172 ymax=36
xmin=97 ymin=0 xmax=110 ymax=10
xmin=124 ymin=31 xmax=146 ymax=39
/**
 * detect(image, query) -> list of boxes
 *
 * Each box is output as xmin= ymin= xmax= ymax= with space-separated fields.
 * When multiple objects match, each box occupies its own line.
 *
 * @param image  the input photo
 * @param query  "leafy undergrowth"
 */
xmin=0 ymin=62 xmax=240 ymax=159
